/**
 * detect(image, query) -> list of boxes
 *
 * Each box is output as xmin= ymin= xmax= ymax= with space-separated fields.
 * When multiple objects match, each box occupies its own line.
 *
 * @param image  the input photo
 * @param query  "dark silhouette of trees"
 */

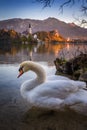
xmin=0 ymin=29 xmax=21 ymax=43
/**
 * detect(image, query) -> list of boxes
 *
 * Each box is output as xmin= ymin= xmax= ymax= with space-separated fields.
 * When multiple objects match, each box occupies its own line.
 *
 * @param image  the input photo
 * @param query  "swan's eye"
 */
xmin=19 ymin=66 xmax=23 ymax=72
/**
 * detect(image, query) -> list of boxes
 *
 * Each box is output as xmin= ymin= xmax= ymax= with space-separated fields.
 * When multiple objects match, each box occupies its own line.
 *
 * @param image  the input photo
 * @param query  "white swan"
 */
xmin=18 ymin=61 xmax=87 ymax=112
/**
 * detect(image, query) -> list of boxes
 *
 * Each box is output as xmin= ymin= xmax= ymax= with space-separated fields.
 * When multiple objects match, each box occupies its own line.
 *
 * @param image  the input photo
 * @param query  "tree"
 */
xmin=35 ymin=0 xmax=87 ymax=27
xmin=21 ymin=36 xmax=27 ymax=43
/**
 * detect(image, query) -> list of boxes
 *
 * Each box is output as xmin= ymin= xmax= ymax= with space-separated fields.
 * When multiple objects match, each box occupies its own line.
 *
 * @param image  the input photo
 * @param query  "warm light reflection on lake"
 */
xmin=0 ymin=42 xmax=87 ymax=64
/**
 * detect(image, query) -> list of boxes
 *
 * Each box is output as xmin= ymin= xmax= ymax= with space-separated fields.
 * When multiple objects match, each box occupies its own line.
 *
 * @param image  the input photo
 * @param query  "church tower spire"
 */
xmin=28 ymin=23 xmax=32 ymax=34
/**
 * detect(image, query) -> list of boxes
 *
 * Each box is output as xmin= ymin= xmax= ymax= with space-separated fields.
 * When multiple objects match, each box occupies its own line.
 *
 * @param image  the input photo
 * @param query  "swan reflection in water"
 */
xmin=17 ymin=61 xmax=87 ymax=113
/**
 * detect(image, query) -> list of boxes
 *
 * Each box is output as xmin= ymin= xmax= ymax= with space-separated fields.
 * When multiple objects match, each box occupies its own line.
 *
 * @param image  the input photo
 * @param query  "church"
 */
xmin=21 ymin=23 xmax=32 ymax=37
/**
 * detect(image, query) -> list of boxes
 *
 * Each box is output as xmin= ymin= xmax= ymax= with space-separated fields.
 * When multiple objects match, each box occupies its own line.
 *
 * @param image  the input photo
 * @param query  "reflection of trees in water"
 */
xmin=0 ymin=42 xmax=87 ymax=60
xmin=0 ymin=44 xmax=21 ymax=55
xmin=0 ymin=44 xmax=11 ymax=54
xmin=37 ymin=42 xmax=66 ymax=55
xmin=0 ymin=43 xmax=38 ymax=63
xmin=0 ymin=43 xmax=37 ymax=56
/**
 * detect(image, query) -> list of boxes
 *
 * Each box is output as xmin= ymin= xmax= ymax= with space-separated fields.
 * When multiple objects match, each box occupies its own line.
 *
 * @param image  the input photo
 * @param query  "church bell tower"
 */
xmin=28 ymin=23 xmax=32 ymax=34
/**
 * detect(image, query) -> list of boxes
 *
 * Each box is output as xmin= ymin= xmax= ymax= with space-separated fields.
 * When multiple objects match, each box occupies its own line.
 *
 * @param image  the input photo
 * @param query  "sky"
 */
xmin=0 ymin=0 xmax=85 ymax=24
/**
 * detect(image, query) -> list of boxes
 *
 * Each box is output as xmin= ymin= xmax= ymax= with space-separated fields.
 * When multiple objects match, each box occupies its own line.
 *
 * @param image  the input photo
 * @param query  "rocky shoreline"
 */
xmin=54 ymin=53 xmax=87 ymax=84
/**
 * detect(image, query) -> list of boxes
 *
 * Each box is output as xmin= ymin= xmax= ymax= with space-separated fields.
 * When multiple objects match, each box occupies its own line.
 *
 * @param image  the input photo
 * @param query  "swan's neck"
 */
xmin=28 ymin=61 xmax=46 ymax=82
xmin=21 ymin=62 xmax=46 ymax=98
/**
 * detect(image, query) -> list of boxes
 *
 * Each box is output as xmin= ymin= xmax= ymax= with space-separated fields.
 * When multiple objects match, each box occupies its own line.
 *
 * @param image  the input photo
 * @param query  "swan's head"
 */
xmin=17 ymin=61 xmax=30 ymax=78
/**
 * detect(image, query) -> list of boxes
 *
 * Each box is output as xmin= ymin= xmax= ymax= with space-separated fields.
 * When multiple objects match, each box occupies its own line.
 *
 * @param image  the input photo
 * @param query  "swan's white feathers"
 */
xmin=47 ymin=75 xmax=70 ymax=81
xmin=19 ymin=61 xmax=87 ymax=112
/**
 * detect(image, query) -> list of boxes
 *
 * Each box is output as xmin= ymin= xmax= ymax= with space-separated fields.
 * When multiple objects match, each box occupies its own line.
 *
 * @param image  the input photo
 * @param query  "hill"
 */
xmin=0 ymin=17 xmax=87 ymax=40
xmin=0 ymin=29 xmax=21 ymax=43
xmin=35 ymin=30 xmax=66 ymax=42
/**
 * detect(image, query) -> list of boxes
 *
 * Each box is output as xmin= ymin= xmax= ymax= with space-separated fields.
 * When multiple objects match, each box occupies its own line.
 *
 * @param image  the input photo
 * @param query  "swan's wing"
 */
xmin=64 ymin=89 xmax=87 ymax=106
xmin=69 ymin=80 xmax=86 ymax=89
xmin=47 ymin=75 xmax=70 ymax=81
xmin=31 ymin=96 xmax=64 ymax=109
xmin=29 ymin=80 xmax=87 ymax=112
xmin=32 ymin=80 xmax=83 ymax=100
xmin=69 ymin=89 xmax=87 ymax=115
xmin=47 ymin=75 xmax=86 ymax=90
xmin=31 ymin=88 xmax=87 ymax=112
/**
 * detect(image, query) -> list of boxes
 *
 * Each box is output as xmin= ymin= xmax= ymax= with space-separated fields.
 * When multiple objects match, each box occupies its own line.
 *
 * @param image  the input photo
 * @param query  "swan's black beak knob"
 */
xmin=17 ymin=67 xmax=24 ymax=78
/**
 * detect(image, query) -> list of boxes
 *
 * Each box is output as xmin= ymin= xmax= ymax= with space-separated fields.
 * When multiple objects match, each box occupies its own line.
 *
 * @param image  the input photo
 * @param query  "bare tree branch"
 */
xmin=59 ymin=0 xmax=75 ymax=13
xmin=81 ymin=6 xmax=87 ymax=15
xmin=35 ymin=0 xmax=54 ymax=7
xmin=35 ymin=0 xmax=87 ymax=27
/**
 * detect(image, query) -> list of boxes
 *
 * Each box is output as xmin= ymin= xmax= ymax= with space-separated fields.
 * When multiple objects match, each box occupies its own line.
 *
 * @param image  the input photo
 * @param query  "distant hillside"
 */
xmin=0 ymin=17 xmax=87 ymax=40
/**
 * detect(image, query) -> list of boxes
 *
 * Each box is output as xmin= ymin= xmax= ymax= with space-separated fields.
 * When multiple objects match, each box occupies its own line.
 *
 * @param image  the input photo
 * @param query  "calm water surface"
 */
xmin=0 ymin=42 xmax=87 ymax=130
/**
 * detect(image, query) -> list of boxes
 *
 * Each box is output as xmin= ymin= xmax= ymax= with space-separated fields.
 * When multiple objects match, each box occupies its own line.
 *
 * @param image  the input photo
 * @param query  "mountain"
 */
xmin=0 ymin=17 xmax=87 ymax=40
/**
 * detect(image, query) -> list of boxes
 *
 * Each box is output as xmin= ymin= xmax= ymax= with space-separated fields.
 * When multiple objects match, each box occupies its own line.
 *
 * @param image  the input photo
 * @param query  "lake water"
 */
xmin=0 ymin=42 xmax=87 ymax=130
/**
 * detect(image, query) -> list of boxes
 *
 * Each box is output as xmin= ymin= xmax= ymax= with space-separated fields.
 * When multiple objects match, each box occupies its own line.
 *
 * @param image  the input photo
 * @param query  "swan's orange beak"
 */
xmin=17 ymin=67 xmax=24 ymax=78
xmin=17 ymin=70 xmax=23 ymax=78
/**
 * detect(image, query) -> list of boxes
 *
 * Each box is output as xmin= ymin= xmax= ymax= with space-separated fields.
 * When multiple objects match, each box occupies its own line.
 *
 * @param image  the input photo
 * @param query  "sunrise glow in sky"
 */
xmin=0 ymin=0 xmax=84 ymax=23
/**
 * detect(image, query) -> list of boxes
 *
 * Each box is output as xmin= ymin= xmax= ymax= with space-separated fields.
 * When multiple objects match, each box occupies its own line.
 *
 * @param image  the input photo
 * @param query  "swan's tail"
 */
xmin=83 ymin=88 xmax=87 ymax=90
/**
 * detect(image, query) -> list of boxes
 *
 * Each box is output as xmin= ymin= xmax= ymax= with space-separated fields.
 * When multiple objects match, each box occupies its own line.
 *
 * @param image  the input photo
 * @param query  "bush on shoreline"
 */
xmin=54 ymin=53 xmax=87 ymax=83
